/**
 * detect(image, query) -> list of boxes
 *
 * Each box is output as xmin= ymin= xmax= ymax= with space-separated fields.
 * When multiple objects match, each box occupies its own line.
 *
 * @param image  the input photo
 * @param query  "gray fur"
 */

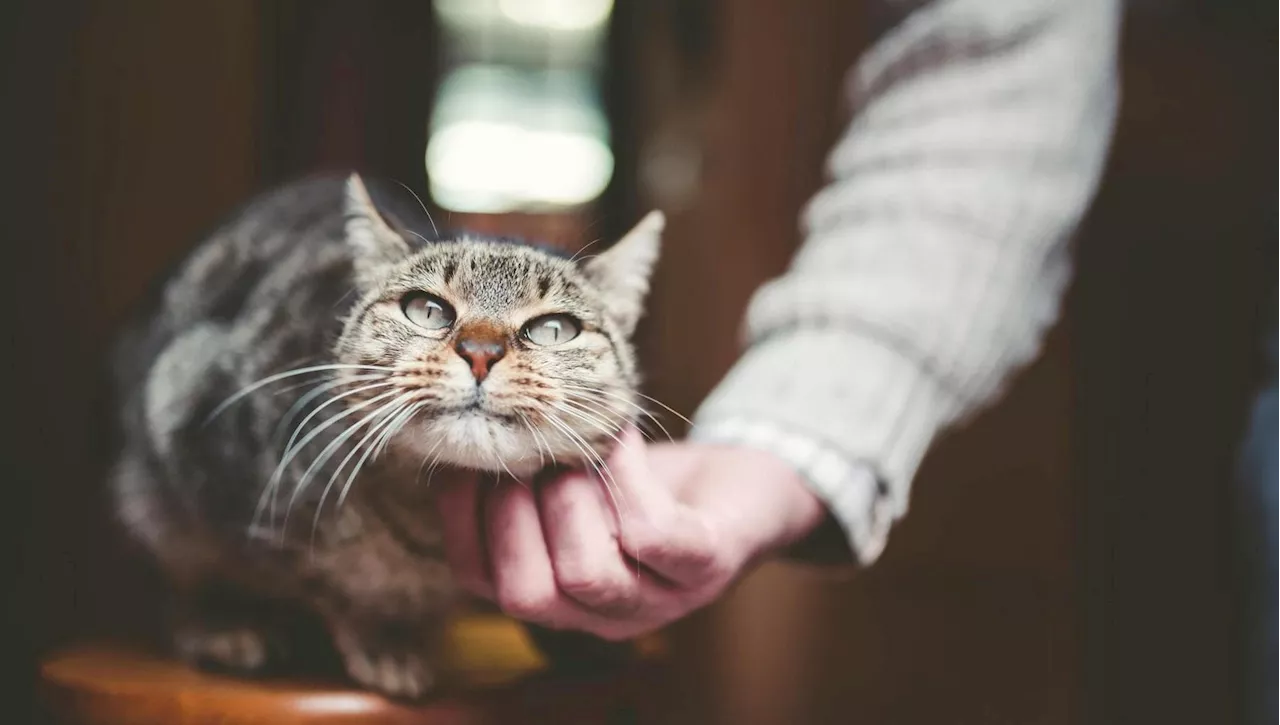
xmin=109 ymin=173 xmax=662 ymax=697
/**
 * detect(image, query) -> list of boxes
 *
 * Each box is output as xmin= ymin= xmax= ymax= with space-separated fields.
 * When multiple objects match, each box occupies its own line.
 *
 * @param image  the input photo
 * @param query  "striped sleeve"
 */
xmin=691 ymin=0 xmax=1120 ymax=565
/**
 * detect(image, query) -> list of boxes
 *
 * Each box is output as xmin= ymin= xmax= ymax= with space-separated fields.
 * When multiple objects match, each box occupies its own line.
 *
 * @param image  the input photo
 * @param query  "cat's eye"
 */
xmin=523 ymin=314 xmax=581 ymax=346
xmin=401 ymin=292 xmax=456 ymax=331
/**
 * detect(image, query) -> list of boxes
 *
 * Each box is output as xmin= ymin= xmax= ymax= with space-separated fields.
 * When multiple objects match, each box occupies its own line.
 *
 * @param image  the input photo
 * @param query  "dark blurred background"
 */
xmin=1 ymin=1 xmax=1274 ymax=723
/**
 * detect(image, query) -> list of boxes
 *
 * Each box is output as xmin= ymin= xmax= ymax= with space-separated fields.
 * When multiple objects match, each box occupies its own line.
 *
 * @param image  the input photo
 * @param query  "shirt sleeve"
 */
xmin=690 ymin=0 xmax=1121 ymax=566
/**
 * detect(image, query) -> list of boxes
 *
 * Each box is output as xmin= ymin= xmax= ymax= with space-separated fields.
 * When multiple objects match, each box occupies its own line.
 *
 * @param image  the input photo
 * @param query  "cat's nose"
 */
xmin=456 ymin=334 xmax=506 ymax=383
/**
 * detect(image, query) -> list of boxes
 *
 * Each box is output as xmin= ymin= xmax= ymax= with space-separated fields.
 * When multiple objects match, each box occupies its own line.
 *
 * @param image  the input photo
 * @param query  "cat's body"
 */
xmin=110 ymin=173 xmax=662 ymax=697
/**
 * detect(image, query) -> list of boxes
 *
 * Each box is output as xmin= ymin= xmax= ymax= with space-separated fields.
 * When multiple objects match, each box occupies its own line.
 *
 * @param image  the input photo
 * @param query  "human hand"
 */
xmin=435 ymin=427 xmax=827 ymax=640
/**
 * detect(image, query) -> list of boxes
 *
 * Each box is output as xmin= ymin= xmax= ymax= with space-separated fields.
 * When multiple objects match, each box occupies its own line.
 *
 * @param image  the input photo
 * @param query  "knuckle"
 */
xmin=680 ymin=546 xmax=726 ymax=577
xmin=621 ymin=516 xmax=737 ymax=584
xmin=555 ymin=563 xmax=636 ymax=610
xmin=653 ymin=543 xmax=733 ymax=584
xmin=497 ymin=584 xmax=557 ymax=620
xmin=619 ymin=521 xmax=664 ymax=558
xmin=673 ymin=525 xmax=734 ymax=578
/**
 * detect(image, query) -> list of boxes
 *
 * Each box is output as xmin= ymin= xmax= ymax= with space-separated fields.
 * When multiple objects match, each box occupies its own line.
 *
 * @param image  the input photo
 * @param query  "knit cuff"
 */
xmin=691 ymin=328 xmax=960 ymax=565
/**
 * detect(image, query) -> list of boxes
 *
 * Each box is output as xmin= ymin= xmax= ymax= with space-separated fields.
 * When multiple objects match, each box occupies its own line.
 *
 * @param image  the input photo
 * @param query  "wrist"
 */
xmin=690 ymin=418 xmax=886 ymax=566
xmin=757 ymin=450 xmax=829 ymax=550
xmin=698 ymin=444 xmax=829 ymax=560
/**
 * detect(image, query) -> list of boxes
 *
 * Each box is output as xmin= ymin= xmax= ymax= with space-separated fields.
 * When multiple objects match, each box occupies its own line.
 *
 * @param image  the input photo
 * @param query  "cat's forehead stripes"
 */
xmin=403 ymin=240 xmax=595 ymax=321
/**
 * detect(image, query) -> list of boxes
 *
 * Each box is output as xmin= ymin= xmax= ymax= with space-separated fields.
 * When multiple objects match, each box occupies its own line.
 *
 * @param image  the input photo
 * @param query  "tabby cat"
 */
xmin=109 ymin=173 xmax=662 ymax=698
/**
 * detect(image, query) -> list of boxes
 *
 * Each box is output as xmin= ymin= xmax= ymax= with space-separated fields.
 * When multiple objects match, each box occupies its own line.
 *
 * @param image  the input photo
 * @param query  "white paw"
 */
xmin=176 ymin=627 xmax=269 ymax=673
xmin=343 ymin=648 xmax=436 ymax=700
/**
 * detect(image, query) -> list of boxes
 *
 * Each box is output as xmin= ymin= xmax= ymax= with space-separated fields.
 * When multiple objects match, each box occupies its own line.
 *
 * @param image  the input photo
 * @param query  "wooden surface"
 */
xmin=39 ymin=616 xmax=667 ymax=725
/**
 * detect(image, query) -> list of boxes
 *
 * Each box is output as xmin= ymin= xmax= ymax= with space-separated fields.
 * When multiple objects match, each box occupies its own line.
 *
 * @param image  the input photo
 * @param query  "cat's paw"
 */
xmin=331 ymin=621 xmax=442 ymax=700
xmin=176 ymin=626 xmax=269 ymax=673
xmin=340 ymin=645 xmax=437 ymax=700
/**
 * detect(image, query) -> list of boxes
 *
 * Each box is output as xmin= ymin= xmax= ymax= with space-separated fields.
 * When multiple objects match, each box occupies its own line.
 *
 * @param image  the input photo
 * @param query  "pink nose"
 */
xmin=456 ymin=336 xmax=506 ymax=382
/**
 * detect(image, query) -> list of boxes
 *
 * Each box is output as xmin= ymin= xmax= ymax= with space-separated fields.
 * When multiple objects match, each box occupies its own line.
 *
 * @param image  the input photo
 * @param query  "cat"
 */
xmin=108 ymin=172 xmax=663 ymax=698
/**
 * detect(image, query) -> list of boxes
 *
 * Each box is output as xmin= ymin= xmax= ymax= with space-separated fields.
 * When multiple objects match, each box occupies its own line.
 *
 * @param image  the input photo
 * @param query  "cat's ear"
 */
xmin=344 ymin=173 xmax=411 ymax=288
xmin=583 ymin=211 xmax=664 ymax=335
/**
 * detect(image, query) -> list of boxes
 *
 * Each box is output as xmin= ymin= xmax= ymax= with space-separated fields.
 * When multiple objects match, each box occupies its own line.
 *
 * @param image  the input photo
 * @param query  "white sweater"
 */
xmin=691 ymin=0 xmax=1121 ymax=564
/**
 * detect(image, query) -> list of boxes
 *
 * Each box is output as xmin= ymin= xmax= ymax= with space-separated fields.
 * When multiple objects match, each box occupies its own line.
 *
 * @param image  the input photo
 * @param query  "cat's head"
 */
xmin=333 ymin=174 xmax=662 ymax=474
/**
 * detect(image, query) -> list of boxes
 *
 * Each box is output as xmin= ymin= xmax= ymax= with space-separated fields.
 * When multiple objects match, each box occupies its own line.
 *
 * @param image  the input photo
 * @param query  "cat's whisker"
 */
xmin=371 ymin=400 xmax=420 ymax=461
xmin=560 ymin=397 xmax=631 ymax=438
xmin=601 ymin=397 xmax=675 ymax=443
xmin=262 ymin=396 xmax=370 ymax=534
xmin=422 ymin=453 xmax=447 ymax=489
xmin=269 ymin=388 xmax=405 ymax=536
xmin=547 ymin=403 xmax=635 ymax=534
xmin=277 ymin=382 xmax=399 ymax=478
xmin=567 ymin=237 xmax=604 ymax=263
xmin=534 ymin=419 xmax=559 ymax=468
xmin=560 ymin=388 xmax=670 ymax=444
xmin=560 ymin=394 xmax=624 ymax=422
xmin=285 ymin=392 xmax=414 ymax=543
xmin=392 ymin=180 xmax=440 ymax=238
xmin=514 ymin=410 xmax=548 ymax=470
xmin=559 ymin=390 xmax=625 ymax=418
xmin=205 ymin=364 xmax=397 ymax=424
xmin=550 ymin=401 xmax=627 ymax=451
xmin=388 ymin=400 xmax=424 ymax=446
xmin=317 ymin=400 xmax=412 ymax=521
xmin=539 ymin=411 xmax=643 ymax=578
xmin=253 ymin=384 xmax=398 ymax=533
xmin=515 ymin=405 xmax=568 ymax=468
xmin=307 ymin=397 xmax=420 ymax=547
xmin=260 ymin=383 xmax=398 ymax=527
xmin=362 ymin=399 xmax=425 ymax=474
xmin=561 ymin=385 xmax=678 ymax=443
xmin=272 ymin=375 xmax=385 ymax=453
xmin=540 ymin=412 xmax=611 ymax=488
xmin=404 ymin=229 xmax=433 ymax=247
xmin=567 ymin=393 xmax=660 ymax=443
xmin=540 ymin=411 xmax=628 ymax=521
xmin=361 ymin=400 xmax=426 ymax=491
xmin=493 ymin=454 xmax=523 ymax=488
xmin=630 ymin=391 xmax=696 ymax=430
xmin=308 ymin=401 xmax=411 ymax=546
xmin=566 ymin=398 xmax=663 ymax=446
xmin=415 ymin=436 xmax=447 ymax=485
xmin=331 ymin=284 xmax=361 ymax=310
xmin=271 ymin=377 xmax=342 ymax=398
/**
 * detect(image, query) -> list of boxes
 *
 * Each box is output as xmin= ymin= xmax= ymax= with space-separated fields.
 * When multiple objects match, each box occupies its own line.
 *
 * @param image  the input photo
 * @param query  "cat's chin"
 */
xmin=397 ymin=412 xmax=546 ymax=478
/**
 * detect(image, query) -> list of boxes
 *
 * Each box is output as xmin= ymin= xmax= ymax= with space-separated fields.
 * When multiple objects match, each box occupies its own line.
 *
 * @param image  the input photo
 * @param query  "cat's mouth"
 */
xmin=444 ymin=398 xmax=519 ymax=425
xmin=459 ymin=390 xmax=489 ymax=415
